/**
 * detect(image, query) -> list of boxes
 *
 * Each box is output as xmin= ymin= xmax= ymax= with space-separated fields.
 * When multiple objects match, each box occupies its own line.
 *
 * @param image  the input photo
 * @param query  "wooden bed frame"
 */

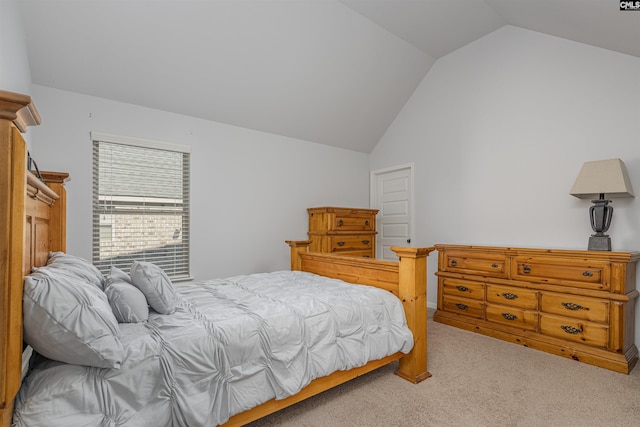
xmin=0 ymin=89 xmax=69 ymax=427
xmin=0 ymin=89 xmax=433 ymax=427
xmin=225 ymin=243 xmax=434 ymax=426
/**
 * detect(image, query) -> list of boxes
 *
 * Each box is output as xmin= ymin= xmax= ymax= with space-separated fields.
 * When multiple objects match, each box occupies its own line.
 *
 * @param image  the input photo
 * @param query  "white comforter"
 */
xmin=13 ymin=271 xmax=414 ymax=427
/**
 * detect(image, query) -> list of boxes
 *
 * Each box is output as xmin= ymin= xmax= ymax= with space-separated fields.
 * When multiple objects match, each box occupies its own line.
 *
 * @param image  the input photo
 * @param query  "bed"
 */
xmin=0 ymin=89 xmax=434 ymax=426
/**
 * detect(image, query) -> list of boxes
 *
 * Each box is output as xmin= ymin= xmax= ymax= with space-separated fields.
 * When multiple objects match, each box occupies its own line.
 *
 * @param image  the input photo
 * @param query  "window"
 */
xmin=92 ymin=132 xmax=190 ymax=280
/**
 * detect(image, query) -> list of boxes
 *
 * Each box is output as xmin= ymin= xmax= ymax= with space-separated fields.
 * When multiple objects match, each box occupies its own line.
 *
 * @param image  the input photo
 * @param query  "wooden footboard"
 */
xmin=225 ymin=242 xmax=433 ymax=425
xmin=287 ymin=240 xmax=433 ymax=383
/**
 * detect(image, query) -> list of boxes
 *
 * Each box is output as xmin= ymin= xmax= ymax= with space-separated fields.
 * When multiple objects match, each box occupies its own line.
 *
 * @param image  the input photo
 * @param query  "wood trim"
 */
xmin=39 ymin=171 xmax=70 ymax=185
xmin=433 ymin=244 xmax=640 ymax=263
xmin=0 ymin=122 xmax=27 ymax=417
xmin=0 ymin=90 xmax=52 ymax=427
xmin=0 ymin=90 xmax=41 ymax=133
xmin=26 ymin=171 xmax=59 ymax=206
xmin=40 ymin=172 xmax=69 ymax=253
xmin=298 ymin=252 xmax=400 ymax=294
xmin=224 ymin=353 xmax=404 ymax=426
xmin=285 ymin=240 xmax=312 ymax=271
xmin=392 ymin=246 xmax=432 ymax=383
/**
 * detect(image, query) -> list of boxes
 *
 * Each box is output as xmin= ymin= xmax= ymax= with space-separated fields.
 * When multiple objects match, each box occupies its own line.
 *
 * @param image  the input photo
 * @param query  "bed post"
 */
xmin=0 ymin=90 xmax=40 ymax=427
xmin=39 ymin=172 xmax=69 ymax=253
xmin=392 ymin=246 xmax=434 ymax=383
xmin=285 ymin=240 xmax=311 ymax=271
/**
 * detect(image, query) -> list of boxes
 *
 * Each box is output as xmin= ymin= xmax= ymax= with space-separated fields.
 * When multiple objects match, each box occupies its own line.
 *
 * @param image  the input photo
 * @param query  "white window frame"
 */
xmin=91 ymin=132 xmax=191 ymax=281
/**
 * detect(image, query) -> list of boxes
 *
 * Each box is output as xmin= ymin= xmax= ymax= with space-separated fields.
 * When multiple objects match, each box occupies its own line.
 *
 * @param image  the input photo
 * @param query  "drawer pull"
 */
xmin=561 ymin=302 xmax=584 ymax=311
xmin=364 ymin=220 xmax=370 ymax=225
xmin=362 ymin=240 xmax=370 ymax=245
xmin=561 ymin=325 xmax=583 ymax=335
xmin=338 ymin=219 xmax=344 ymax=226
xmin=501 ymin=313 xmax=518 ymax=321
xmin=582 ymin=271 xmax=593 ymax=277
xmin=522 ymin=265 xmax=531 ymax=273
xmin=455 ymin=285 xmax=469 ymax=292
xmin=501 ymin=292 xmax=518 ymax=300
xmin=491 ymin=263 xmax=499 ymax=268
xmin=336 ymin=241 xmax=345 ymax=246
xmin=455 ymin=303 xmax=468 ymax=311
xmin=450 ymin=259 xmax=458 ymax=266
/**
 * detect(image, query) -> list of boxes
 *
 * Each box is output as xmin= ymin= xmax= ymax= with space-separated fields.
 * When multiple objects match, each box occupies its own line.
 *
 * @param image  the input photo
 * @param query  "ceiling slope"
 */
xmin=19 ymin=0 xmax=433 ymax=153
xmin=19 ymin=0 xmax=640 ymax=153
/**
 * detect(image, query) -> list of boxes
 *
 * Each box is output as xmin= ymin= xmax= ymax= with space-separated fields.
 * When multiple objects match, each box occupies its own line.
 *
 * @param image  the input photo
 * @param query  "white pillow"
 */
xmin=106 ymin=266 xmax=133 ymax=285
xmin=129 ymin=261 xmax=177 ymax=315
xmin=23 ymin=267 xmax=124 ymax=368
xmin=45 ymin=251 xmax=105 ymax=290
xmin=105 ymin=279 xmax=149 ymax=323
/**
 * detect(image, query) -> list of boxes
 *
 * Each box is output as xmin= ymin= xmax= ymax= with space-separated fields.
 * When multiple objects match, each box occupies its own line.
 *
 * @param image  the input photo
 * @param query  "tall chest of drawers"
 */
xmin=307 ymin=207 xmax=378 ymax=258
xmin=433 ymin=244 xmax=640 ymax=373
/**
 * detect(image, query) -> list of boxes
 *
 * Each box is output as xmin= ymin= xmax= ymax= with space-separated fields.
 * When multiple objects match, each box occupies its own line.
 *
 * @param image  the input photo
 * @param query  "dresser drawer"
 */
xmin=330 ymin=235 xmax=373 ymax=252
xmin=331 ymin=213 xmax=375 ymax=232
xmin=308 ymin=207 xmax=377 ymax=238
xmin=442 ymin=250 xmax=508 ymax=278
xmin=486 ymin=304 xmax=538 ymax=331
xmin=540 ymin=293 xmax=609 ymax=323
xmin=540 ymin=314 xmax=608 ymax=349
xmin=442 ymin=278 xmax=484 ymax=301
xmin=511 ymin=256 xmax=609 ymax=290
xmin=486 ymin=285 xmax=538 ymax=310
xmin=442 ymin=295 xmax=484 ymax=319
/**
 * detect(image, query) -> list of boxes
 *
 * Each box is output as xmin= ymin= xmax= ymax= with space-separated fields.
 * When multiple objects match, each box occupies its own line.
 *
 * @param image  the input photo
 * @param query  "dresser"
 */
xmin=307 ymin=207 xmax=378 ymax=258
xmin=433 ymin=244 xmax=640 ymax=373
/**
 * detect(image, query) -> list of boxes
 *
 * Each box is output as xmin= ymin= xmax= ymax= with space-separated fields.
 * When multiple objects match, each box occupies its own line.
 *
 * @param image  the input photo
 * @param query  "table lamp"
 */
xmin=570 ymin=158 xmax=634 ymax=251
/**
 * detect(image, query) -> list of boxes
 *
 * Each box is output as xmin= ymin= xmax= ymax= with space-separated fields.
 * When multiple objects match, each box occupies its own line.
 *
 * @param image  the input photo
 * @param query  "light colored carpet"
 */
xmin=248 ymin=314 xmax=640 ymax=427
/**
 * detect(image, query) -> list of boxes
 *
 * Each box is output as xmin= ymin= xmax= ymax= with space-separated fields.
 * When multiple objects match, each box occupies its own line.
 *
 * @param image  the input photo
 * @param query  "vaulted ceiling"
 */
xmin=19 ymin=0 xmax=640 ymax=153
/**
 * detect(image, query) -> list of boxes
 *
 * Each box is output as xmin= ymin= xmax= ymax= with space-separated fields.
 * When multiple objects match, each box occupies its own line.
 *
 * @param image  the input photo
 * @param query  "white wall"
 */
xmin=0 ymin=0 xmax=31 ymax=93
xmin=30 ymin=85 xmax=370 ymax=280
xmin=370 ymin=26 xmax=640 ymax=333
xmin=0 ymin=0 xmax=34 ymax=144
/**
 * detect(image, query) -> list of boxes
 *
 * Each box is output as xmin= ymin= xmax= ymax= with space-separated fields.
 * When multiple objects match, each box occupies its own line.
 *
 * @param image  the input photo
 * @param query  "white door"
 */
xmin=370 ymin=164 xmax=413 ymax=261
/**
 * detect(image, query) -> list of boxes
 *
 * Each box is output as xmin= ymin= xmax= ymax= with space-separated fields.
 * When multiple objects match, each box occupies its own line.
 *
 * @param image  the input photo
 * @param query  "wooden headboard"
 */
xmin=0 ymin=90 xmax=68 ymax=427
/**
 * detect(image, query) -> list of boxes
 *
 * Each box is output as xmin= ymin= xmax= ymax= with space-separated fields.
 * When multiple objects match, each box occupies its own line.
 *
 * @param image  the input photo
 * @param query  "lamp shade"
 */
xmin=570 ymin=158 xmax=634 ymax=200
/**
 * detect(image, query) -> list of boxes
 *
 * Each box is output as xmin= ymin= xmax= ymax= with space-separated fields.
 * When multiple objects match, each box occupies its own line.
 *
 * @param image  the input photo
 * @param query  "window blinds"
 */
xmin=92 ymin=133 xmax=191 ymax=280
